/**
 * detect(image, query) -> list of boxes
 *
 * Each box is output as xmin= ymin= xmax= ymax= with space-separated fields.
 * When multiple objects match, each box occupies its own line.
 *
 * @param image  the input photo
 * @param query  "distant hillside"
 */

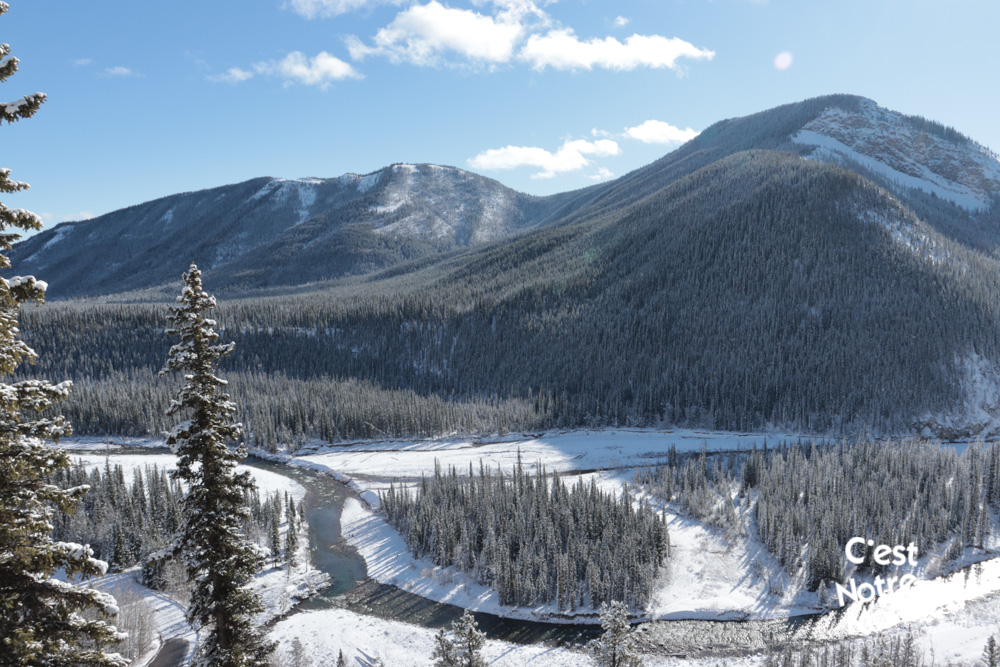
xmin=11 ymin=164 xmax=586 ymax=297
xmin=12 ymin=95 xmax=1000 ymax=444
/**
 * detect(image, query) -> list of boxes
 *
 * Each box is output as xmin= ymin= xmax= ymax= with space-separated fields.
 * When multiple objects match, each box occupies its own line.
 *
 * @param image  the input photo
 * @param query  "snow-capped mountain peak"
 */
xmin=793 ymin=98 xmax=1000 ymax=210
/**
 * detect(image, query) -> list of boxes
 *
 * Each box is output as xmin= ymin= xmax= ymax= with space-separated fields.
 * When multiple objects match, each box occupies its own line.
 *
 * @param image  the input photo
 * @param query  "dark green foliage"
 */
xmin=588 ymin=600 xmax=643 ymax=667
xmin=985 ymin=635 xmax=998 ymax=667
xmin=163 ymin=265 xmax=274 ymax=666
xmin=381 ymin=457 xmax=669 ymax=609
xmin=764 ymin=633 xmax=923 ymax=667
xmin=0 ymin=6 xmax=127 ymax=660
xmin=642 ymin=439 xmax=1000 ymax=591
xmin=432 ymin=610 xmax=486 ymax=667
xmin=16 ymin=148 xmax=1000 ymax=446
xmin=636 ymin=447 xmax=743 ymax=535
xmin=50 ymin=461 xmax=295 ymax=573
xmin=753 ymin=440 xmax=999 ymax=588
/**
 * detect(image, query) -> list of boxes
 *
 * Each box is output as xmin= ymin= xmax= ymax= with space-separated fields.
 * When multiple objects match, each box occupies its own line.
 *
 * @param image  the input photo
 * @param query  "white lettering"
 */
xmin=845 ymin=536 xmax=867 ymax=564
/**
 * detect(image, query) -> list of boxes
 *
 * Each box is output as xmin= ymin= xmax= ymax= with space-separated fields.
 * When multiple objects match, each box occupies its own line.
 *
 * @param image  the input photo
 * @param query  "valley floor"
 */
xmin=59 ymin=428 xmax=1000 ymax=665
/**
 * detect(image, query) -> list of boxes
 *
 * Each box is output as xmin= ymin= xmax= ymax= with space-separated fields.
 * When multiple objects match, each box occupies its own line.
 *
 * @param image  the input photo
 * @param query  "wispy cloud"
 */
xmin=72 ymin=58 xmax=93 ymax=67
xmin=774 ymin=51 xmax=793 ymax=70
xmin=614 ymin=16 xmax=629 ymax=27
xmin=588 ymin=166 xmax=614 ymax=180
xmin=210 ymin=67 xmax=256 ymax=84
xmin=210 ymin=52 xmax=362 ymax=88
xmin=624 ymin=119 xmax=699 ymax=145
xmin=283 ymin=0 xmax=402 ymax=19
xmin=469 ymin=137 xmax=620 ymax=179
xmin=519 ymin=30 xmax=714 ymax=71
xmin=265 ymin=51 xmax=362 ymax=86
xmin=104 ymin=66 xmax=137 ymax=77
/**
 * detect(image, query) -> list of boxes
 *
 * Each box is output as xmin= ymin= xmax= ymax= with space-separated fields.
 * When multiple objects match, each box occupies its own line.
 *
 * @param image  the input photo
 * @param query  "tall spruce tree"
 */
xmin=0 ymin=3 xmax=127 ymax=663
xmin=162 ymin=264 xmax=274 ymax=666
xmin=431 ymin=610 xmax=486 ymax=667
xmin=588 ymin=601 xmax=643 ymax=667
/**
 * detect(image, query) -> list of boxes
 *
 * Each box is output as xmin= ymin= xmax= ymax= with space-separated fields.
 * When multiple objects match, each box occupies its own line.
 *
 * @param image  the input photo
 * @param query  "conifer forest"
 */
xmin=5 ymin=0 xmax=1000 ymax=662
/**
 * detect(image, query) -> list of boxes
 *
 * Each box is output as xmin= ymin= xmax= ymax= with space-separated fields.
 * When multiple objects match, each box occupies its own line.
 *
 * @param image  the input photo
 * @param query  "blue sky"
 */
xmin=4 ymin=0 xmax=1000 ymax=226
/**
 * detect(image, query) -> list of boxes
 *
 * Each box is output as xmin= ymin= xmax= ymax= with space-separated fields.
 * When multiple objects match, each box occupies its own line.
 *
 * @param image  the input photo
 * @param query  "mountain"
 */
xmin=12 ymin=94 xmax=1000 ymax=444
xmin=11 ymin=163 xmax=584 ymax=296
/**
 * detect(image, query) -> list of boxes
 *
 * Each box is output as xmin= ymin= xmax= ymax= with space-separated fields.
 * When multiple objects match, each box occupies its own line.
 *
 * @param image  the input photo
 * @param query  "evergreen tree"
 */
xmin=336 ymin=648 xmax=347 ymax=667
xmin=588 ymin=601 xmax=643 ymax=667
xmin=162 ymin=264 xmax=274 ymax=666
xmin=985 ymin=635 xmax=998 ymax=667
xmin=432 ymin=610 xmax=486 ymax=667
xmin=0 ymin=4 xmax=126 ymax=662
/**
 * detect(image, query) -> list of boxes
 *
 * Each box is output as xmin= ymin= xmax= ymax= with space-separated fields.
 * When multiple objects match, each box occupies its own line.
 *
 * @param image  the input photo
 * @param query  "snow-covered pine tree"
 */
xmin=985 ymin=635 xmax=999 ymax=667
xmin=0 ymin=4 xmax=127 ymax=663
xmin=432 ymin=610 xmax=486 ymax=667
xmin=161 ymin=264 xmax=274 ymax=666
xmin=588 ymin=601 xmax=643 ymax=667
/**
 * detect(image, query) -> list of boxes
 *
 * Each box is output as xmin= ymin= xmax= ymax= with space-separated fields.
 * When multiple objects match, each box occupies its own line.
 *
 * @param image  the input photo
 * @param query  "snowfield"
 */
xmin=67 ymin=451 xmax=307 ymax=501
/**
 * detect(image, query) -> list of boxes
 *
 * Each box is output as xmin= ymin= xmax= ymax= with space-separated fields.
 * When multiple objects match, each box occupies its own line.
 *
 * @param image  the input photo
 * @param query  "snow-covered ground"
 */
xmin=62 ymin=449 xmax=329 ymax=665
xmin=56 ymin=432 xmax=1000 ymax=664
xmin=294 ymin=430 xmax=824 ymax=623
xmin=89 ymin=570 xmax=198 ymax=667
xmin=67 ymin=452 xmax=306 ymax=500
xmin=295 ymin=427 xmax=812 ymax=490
xmin=269 ymin=606 xmax=769 ymax=667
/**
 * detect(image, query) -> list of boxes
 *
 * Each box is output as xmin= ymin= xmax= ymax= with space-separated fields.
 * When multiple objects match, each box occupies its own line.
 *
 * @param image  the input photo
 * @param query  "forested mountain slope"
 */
xmin=11 ymin=95 xmax=1000 ymax=443
xmin=17 ymin=152 xmax=1000 ymax=443
xmin=11 ymin=164 xmax=578 ymax=296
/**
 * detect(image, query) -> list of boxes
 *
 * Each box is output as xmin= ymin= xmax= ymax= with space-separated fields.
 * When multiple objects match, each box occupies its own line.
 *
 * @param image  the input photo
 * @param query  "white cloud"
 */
xmin=262 ymin=51 xmax=362 ymax=87
xmin=212 ymin=52 xmax=361 ymax=88
xmin=210 ymin=67 xmax=256 ymax=84
xmin=62 ymin=211 xmax=94 ymax=222
xmin=774 ymin=51 xmax=793 ymax=70
xmin=519 ymin=29 xmax=714 ymax=71
xmin=346 ymin=1 xmax=714 ymax=75
xmin=72 ymin=58 xmax=92 ymax=67
xmin=624 ymin=119 xmax=699 ymax=145
xmin=104 ymin=66 xmax=136 ymax=77
xmin=284 ymin=0 xmax=402 ymax=18
xmin=347 ymin=1 xmax=526 ymax=66
xmin=469 ymin=137 xmax=620 ymax=179
xmin=588 ymin=167 xmax=614 ymax=180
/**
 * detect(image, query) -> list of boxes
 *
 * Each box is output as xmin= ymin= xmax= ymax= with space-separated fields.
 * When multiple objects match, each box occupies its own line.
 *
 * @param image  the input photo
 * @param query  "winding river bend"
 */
xmin=92 ymin=449 xmax=989 ymax=659
xmin=245 ymin=457 xmax=846 ymax=658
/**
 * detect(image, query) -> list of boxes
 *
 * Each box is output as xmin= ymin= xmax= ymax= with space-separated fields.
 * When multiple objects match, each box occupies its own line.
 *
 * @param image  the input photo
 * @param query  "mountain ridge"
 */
xmin=14 ymin=93 xmax=1000 ymax=299
xmin=10 ymin=94 xmax=1000 ymax=442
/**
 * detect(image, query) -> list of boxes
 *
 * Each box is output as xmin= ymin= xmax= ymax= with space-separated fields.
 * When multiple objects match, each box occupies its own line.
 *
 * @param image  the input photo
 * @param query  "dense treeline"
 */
xmin=49 ymin=368 xmax=554 ymax=449
xmin=50 ymin=461 xmax=303 ymax=572
xmin=639 ymin=439 xmax=1000 ymax=591
xmin=764 ymin=633 xmax=926 ymax=667
xmin=635 ymin=448 xmax=742 ymax=535
xmin=753 ymin=440 xmax=1000 ymax=588
xmin=16 ymin=152 xmax=1000 ymax=448
xmin=381 ymin=458 xmax=670 ymax=609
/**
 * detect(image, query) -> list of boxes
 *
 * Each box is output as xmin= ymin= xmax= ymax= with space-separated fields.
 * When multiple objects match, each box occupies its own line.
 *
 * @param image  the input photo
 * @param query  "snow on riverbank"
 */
xmin=269 ymin=606 xmax=767 ymax=667
xmin=296 ymin=428 xmax=813 ymax=486
xmin=90 ymin=570 xmax=197 ymax=667
xmin=341 ymin=496 xmax=594 ymax=623
xmin=66 ymin=452 xmax=307 ymax=501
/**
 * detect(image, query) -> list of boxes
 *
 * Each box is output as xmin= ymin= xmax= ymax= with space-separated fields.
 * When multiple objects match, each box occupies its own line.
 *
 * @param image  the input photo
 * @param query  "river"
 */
xmin=244 ymin=457 xmax=857 ymax=658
